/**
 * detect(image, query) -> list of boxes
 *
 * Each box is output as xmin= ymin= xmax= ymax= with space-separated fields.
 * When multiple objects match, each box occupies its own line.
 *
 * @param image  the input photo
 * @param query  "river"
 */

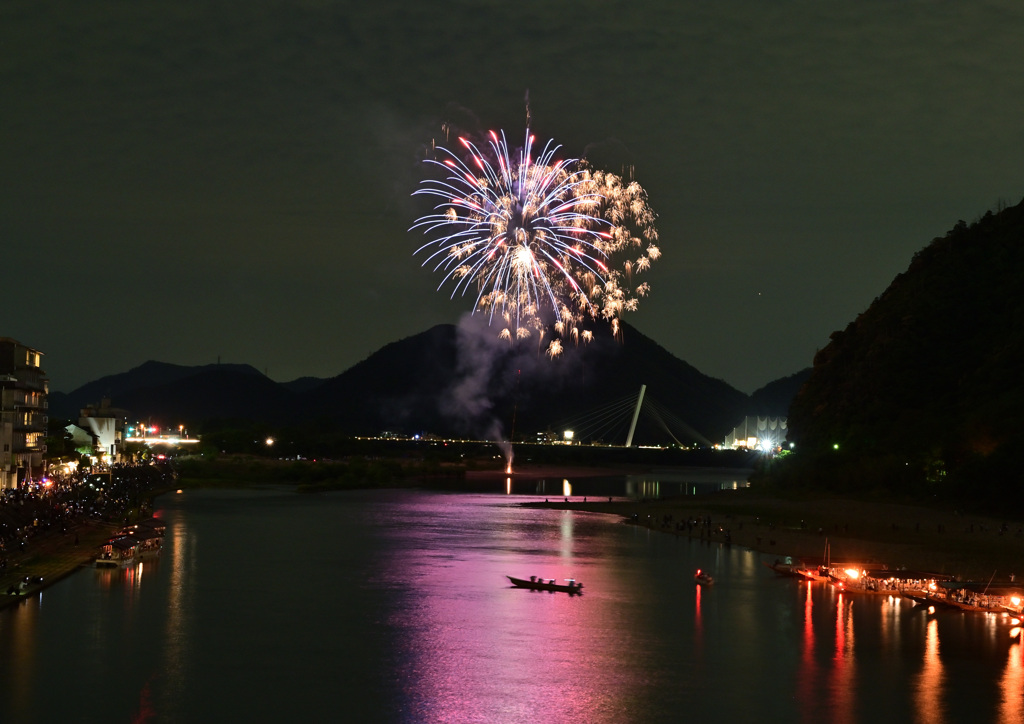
xmin=0 ymin=478 xmax=1021 ymax=723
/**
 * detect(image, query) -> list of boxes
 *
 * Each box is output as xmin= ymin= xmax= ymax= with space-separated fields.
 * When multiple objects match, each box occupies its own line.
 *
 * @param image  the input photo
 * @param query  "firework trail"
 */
xmin=411 ymin=127 xmax=659 ymax=356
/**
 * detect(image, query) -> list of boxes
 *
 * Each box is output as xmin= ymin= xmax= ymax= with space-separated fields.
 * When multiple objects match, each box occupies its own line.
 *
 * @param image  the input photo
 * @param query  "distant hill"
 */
xmin=785 ymin=197 xmax=1024 ymax=501
xmin=280 ymin=376 xmax=327 ymax=394
xmin=49 ymin=361 xmax=271 ymax=419
xmin=115 ymin=368 xmax=298 ymax=425
xmin=49 ymin=322 xmax=808 ymax=446
xmin=300 ymin=320 xmax=751 ymax=445
xmin=749 ymin=369 xmax=810 ymax=416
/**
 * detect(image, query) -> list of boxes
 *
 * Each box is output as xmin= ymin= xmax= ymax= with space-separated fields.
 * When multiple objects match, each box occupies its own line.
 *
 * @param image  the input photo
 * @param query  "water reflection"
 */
xmin=625 ymin=468 xmax=751 ymax=496
xmin=694 ymin=583 xmax=703 ymax=652
xmin=830 ymin=593 xmax=855 ymax=724
xmin=7 ymin=486 xmax=1024 ymax=723
xmin=797 ymin=582 xmax=817 ymax=724
xmin=385 ymin=498 xmax=632 ymax=723
xmin=156 ymin=510 xmax=190 ymax=716
xmin=489 ymin=469 xmax=753 ymax=500
xmin=0 ymin=597 xmax=38 ymax=720
xmin=999 ymin=638 xmax=1024 ymax=721
xmin=915 ymin=618 xmax=945 ymax=724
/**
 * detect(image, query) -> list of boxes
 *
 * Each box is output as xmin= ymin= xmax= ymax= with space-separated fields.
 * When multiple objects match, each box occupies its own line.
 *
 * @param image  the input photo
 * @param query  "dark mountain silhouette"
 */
xmin=784 ymin=197 xmax=1024 ymax=501
xmin=300 ymin=323 xmax=459 ymax=435
xmin=750 ymin=369 xmax=811 ymax=416
xmin=299 ymin=320 xmax=751 ymax=445
xmin=49 ymin=321 xmax=806 ymax=446
xmin=116 ymin=369 xmax=298 ymax=425
xmin=50 ymin=361 xmax=268 ymax=418
xmin=279 ymin=376 xmax=328 ymax=394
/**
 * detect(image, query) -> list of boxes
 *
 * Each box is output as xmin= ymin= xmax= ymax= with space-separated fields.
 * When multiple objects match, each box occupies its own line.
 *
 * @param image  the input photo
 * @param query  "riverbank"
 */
xmin=0 ymin=465 xmax=179 ymax=612
xmin=526 ymin=485 xmax=1024 ymax=582
xmin=0 ymin=519 xmax=121 ymax=610
xmin=8 ymin=465 xmax=1022 ymax=609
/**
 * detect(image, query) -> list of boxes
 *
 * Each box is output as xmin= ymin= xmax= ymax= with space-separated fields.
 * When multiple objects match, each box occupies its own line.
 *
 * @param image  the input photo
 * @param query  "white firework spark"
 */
xmin=411 ymin=127 xmax=658 ymax=352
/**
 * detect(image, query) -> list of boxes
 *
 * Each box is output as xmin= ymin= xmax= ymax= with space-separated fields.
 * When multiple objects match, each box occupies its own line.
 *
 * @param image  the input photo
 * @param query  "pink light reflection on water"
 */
xmin=694 ymin=581 xmax=703 ymax=655
xmin=382 ymin=500 xmax=646 ymax=724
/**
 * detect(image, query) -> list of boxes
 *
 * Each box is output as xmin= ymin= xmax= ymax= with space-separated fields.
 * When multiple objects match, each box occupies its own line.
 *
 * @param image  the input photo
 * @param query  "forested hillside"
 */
xmin=782 ymin=198 xmax=1024 ymax=505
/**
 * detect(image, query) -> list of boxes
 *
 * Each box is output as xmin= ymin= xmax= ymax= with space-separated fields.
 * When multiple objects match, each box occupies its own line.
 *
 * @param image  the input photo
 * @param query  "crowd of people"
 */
xmin=0 ymin=461 xmax=177 ymax=572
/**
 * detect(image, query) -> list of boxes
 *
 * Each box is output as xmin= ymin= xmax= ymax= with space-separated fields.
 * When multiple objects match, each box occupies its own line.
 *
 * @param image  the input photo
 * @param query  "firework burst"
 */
xmin=411 ymin=127 xmax=659 ymax=354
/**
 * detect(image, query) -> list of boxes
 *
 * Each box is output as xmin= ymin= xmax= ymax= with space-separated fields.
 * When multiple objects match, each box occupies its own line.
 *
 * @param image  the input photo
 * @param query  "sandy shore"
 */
xmin=496 ymin=464 xmax=1024 ymax=582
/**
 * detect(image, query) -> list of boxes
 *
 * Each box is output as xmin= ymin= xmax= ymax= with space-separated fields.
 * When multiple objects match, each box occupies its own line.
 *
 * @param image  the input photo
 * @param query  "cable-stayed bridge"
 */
xmin=550 ymin=385 xmax=714 ymax=448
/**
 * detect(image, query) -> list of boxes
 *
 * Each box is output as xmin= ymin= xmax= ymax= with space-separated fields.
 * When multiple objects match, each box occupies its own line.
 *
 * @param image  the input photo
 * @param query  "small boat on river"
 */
xmin=765 ymin=556 xmax=823 ymax=581
xmin=507 ymin=575 xmax=583 ymax=594
xmin=694 ymin=569 xmax=714 ymax=586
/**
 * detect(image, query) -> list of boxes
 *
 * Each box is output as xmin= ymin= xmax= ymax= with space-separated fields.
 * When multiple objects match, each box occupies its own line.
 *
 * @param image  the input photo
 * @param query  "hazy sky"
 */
xmin=4 ymin=1 xmax=1023 ymax=394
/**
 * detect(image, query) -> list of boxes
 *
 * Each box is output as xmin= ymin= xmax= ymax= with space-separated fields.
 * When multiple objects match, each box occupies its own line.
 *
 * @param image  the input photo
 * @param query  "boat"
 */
xmin=694 ymin=568 xmax=714 ymax=585
xmin=764 ymin=556 xmax=823 ymax=581
xmin=765 ymin=558 xmax=803 ymax=577
xmin=507 ymin=575 xmax=583 ymax=594
xmin=94 ymin=535 xmax=140 ymax=569
xmin=928 ymin=581 xmax=1024 ymax=614
xmin=95 ymin=516 xmax=167 ymax=568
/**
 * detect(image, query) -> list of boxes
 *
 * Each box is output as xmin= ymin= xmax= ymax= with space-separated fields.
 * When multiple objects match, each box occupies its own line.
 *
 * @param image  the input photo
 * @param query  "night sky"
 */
xmin=4 ymin=1 xmax=1023 ymax=394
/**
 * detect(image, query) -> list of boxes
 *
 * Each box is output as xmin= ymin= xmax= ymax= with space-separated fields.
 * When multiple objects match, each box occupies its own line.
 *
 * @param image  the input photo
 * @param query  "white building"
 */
xmin=723 ymin=416 xmax=788 ymax=452
xmin=79 ymin=398 xmax=128 ymax=464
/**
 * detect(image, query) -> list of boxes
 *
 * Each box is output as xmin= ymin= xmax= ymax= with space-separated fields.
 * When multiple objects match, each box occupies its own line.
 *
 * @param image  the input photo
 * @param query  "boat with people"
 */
xmin=94 ymin=535 xmax=140 ymax=568
xmin=94 ymin=516 xmax=166 ymax=569
xmin=926 ymin=581 xmax=1024 ymax=614
xmin=694 ymin=568 xmax=714 ymax=585
xmin=507 ymin=575 xmax=584 ymax=594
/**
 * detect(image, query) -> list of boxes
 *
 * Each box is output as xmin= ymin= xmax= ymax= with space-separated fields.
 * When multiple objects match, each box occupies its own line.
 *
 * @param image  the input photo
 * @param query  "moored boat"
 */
xmin=507 ymin=575 xmax=583 ymax=594
xmin=765 ymin=557 xmax=802 ymax=577
xmin=765 ymin=556 xmax=823 ymax=581
xmin=94 ymin=535 xmax=140 ymax=568
xmin=930 ymin=581 xmax=1024 ymax=614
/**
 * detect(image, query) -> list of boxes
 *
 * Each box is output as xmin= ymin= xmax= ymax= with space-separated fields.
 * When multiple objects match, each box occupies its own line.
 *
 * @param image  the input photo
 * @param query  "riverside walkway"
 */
xmin=0 ymin=519 xmax=119 ymax=610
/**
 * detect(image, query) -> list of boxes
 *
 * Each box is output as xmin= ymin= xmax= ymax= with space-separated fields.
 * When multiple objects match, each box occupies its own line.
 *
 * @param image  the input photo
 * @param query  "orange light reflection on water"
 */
xmin=914 ymin=618 xmax=945 ymax=724
xmin=829 ymin=592 xmax=855 ymax=724
xmin=156 ymin=511 xmax=189 ymax=716
xmin=999 ymin=638 xmax=1024 ymax=722
xmin=796 ymin=582 xmax=817 ymax=724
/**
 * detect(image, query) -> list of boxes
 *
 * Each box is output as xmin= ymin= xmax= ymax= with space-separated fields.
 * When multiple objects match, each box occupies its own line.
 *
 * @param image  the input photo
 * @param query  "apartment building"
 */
xmin=0 ymin=338 xmax=48 ymax=489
